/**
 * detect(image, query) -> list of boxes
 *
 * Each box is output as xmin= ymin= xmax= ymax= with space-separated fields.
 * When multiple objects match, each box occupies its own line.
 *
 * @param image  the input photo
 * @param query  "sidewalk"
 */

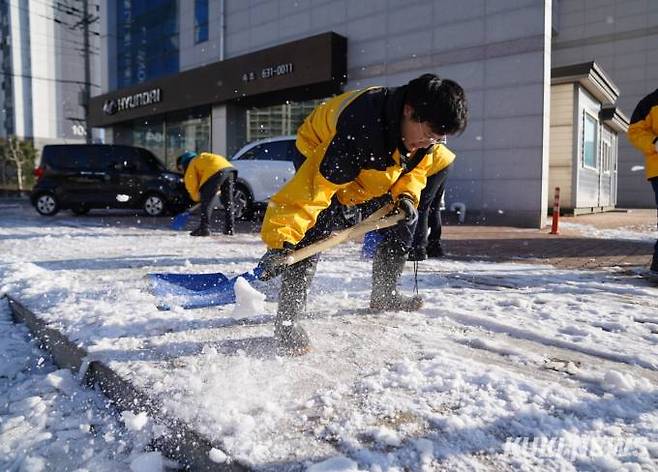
xmin=440 ymin=209 xmax=656 ymax=270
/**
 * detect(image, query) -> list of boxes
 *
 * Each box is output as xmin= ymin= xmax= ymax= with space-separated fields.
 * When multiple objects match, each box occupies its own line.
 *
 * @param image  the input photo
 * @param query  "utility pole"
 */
xmin=82 ymin=0 xmax=91 ymax=143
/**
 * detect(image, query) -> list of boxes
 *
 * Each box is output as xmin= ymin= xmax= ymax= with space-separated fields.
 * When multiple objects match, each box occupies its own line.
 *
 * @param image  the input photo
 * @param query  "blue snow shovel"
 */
xmin=148 ymin=203 xmax=403 ymax=309
xmin=170 ymin=188 xmax=223 ymax=230
xmin=170 ymin=203 xmax=201 ymax=230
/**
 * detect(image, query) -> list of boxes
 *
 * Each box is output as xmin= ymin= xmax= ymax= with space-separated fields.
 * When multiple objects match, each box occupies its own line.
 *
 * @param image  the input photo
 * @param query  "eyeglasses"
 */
xmin=418 ymin=121 xmax=447 ymax=145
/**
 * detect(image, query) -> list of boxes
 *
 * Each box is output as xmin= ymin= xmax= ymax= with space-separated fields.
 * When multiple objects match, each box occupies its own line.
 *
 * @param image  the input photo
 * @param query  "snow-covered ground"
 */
xmin=0 ymin=288 xmax=177 ymax=471
xmin=1 ymin=201 xmax=657 ymax=471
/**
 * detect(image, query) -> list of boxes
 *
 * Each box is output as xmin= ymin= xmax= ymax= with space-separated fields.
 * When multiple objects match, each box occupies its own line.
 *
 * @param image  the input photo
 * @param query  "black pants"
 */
xmin=199 ymin=169 xmax=236 ymax=235
xmin=412 ymin=164 xmax=452 ymax=250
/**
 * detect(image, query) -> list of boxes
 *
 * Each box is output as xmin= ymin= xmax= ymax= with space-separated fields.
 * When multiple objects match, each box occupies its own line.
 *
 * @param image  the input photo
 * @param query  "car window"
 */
xmin=236 ymin=141 xmax=293 ymax=162
xmin=87 ymin=146 xmax=113 ymax=170
xmin=111 ymin=146 xmax=156 ymax=173
xmin=139 ymin=149 xmax=166 ymax=172
xmin=236 ymin=145 xmax=262 ymax=161
xmin=44 ymin=146 xmax=92 ymax=171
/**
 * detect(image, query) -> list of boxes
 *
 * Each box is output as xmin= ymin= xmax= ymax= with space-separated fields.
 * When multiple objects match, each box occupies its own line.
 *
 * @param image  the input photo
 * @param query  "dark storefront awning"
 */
xmin=89 ymin=32 xmax=347 ymax=127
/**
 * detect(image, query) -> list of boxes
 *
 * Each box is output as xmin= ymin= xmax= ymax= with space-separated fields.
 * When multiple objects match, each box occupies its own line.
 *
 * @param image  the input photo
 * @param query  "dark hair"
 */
xmin=405 ymin=73 xmax=468 ymax=136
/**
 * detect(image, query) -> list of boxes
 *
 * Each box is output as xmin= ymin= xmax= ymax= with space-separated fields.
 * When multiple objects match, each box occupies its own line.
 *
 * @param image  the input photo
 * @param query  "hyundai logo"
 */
xmin=103 ymin=99 xmax=118 ymax=115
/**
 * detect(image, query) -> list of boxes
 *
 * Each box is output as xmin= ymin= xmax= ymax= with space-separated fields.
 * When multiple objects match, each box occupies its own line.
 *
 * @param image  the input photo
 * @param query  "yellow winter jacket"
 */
xmin=261 ymin=86 xmax=434 ymax=249
xmin=627 ymin=88 xmax=658 ymax=180
xmin=183 ymin=152 xmax=233 ymax=202
xmin=427 ymin=144 xmax=456 ymax=175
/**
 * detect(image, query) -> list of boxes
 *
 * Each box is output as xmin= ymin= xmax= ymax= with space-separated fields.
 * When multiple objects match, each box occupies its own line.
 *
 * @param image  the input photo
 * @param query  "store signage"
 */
xmin=103 ymin=88 xmax=162 ymax=115
xmin=242 ymin=62 xmax=294 ymax=82
xmin=89 ymin=32 xmax=347 ymax=127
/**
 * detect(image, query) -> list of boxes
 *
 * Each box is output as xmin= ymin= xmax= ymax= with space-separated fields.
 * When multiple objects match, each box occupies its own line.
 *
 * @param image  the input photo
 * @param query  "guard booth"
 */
xmin=549 ymin=62 xmax=629 ymax=214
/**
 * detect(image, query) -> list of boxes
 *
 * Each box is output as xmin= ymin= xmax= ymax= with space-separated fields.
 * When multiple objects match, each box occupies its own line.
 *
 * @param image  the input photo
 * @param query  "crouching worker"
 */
xmin=255 ymin=74 xmax=468 ymax=355
xmin=408 ymin=142 xmax=456 ymax=260
xmin=176 ymin=151 xmax=236 ymax=236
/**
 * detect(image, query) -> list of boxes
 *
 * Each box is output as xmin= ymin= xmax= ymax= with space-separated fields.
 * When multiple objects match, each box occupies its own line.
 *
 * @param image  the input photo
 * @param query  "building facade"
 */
xmin=0 ymin=0 xmax=101 ymax=147
xmin=88 ymin=0 xmax=658 ymax=226
xmin=552 ymin=0 xmax=658 ymax=207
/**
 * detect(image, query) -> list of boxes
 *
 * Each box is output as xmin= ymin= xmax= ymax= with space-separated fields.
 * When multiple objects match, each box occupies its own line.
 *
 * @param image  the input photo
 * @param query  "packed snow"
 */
xmin=1 ymin=201 xmax=657 ymax=471
xmin=0 ymin=298 xmax=174 ymax=471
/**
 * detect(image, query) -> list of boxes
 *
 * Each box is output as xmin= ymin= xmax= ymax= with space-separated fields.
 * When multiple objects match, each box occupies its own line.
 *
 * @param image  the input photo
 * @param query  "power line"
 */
xmin=0 ymin=70 xmax=99 ymax=88
xmin=5 ymin=0 xmax=101 ymax=36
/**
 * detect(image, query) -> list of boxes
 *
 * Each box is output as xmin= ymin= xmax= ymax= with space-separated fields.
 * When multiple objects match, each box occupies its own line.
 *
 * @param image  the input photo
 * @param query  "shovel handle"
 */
xmin=286 ymin=204 xmax=403 ymax=265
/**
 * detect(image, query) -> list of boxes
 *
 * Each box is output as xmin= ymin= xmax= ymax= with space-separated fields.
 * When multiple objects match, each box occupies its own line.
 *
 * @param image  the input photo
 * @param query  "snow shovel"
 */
xmin=149 ymin=203 xmax=404 ymax=309
xmin=170 ymin=203 xmax=200 ymax=230
xmin=170 ymin=188 xmax=225 ymax=230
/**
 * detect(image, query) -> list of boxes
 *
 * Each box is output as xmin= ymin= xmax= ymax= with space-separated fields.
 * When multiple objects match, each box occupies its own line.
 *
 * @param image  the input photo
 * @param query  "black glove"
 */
xmin=394 ymin=196 xmax=418 ymax=226
xmin=256 ymin=247 xmax=293 ymax=281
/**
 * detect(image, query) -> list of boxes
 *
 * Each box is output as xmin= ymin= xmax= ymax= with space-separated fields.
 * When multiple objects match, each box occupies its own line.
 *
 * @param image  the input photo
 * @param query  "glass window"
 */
xmin=125 ymin=108 xmax=210 ymax=170
xmin=49 ymin=147 xmax=91 ymax=170
xmin=582 ymin=113 xmax=598 ymax=169
xmin=194 ymin=0 xmax=209 ymax=44
xmin=235 ymin=145 xmax=263 ymax=161
xmin=264 ymin=141 xmax=293 ymax=161
xmin=132 ymin=117 xmax=166 ymax=166
xmin=116 ymin=0 xmax=179 ymax=88
xmin=246 ymin=99 xmax=325 ymax=141
xmin=235 ymin=141 xmax=293 ymax=161
xmin=165 ymin=107 xmax=211 ymax=169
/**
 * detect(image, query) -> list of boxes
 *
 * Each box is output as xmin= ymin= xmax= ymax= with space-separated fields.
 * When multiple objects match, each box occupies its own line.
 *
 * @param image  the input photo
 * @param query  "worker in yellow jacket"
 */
xmin=408 ymin=143 xmax=456 ymax=260
xmin=627 ymin=88 xmax=658 ymax=275
xmin=256 ymin=74 xmax=468 ymax=355
xmin=176 ymin=151 xmax=236 ymax=236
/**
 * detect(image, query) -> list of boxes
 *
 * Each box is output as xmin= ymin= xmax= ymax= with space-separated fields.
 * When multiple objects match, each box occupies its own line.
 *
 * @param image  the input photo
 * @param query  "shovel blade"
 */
xmin=170 ymin=211 xmax=191 ymax=230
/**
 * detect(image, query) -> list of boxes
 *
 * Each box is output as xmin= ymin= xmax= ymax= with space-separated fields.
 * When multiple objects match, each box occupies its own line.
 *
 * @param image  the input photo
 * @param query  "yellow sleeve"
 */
xmin=428 ymin=144 xmax=456 ymax=175
xmin=183 ymin=162 xmax=201 ymax=203
xmin=261 ymin=157 xmax=343 ymax=249
xmin=390 ymin=154 xmax=433 ymax=206
xmin=627 ymin=113 xmax=657 ymax=156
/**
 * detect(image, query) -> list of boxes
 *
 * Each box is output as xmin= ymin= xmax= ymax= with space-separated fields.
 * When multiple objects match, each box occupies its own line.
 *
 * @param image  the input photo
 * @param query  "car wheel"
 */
xmin=233 ymin=184 xmax=253 ymax=220
xmin=71 ymin=205 xmax=90 ymax=216
xmin=143 ymin=193 xmax=166 ymax=217
xmin=34 ymin=193 xmax=60 ymax=216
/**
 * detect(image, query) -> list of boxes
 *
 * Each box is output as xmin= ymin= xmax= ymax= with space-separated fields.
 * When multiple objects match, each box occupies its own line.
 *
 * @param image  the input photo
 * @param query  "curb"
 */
xmin=5 ymin=294 xmax=248 ymax=471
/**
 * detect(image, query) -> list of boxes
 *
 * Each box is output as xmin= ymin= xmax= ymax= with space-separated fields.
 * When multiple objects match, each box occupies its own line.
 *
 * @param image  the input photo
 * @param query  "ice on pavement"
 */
xmin=1 ymin=203 xmax=657 ymax=470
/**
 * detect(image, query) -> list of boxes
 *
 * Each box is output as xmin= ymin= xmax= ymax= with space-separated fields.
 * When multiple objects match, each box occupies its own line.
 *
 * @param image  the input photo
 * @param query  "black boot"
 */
xmin=370 ymin=243 xmax=423 ymax=312
xmin=426 ymin=241 xmax=445 ymax=258
xmin=274 ymin=256 xmax=318 ymax=355
xmin=407 ymin=246 xmax=427 ymax=261
xmin=650 ymin=256 xmax=658 ymax=275
xmin=190 ymin=226 xmax=210 ymax=237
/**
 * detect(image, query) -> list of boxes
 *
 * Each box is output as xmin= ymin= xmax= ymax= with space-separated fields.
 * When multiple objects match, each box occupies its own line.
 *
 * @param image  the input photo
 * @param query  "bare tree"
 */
xmin=0 ymin=140 xmax=8 ymax=189
xmin=1 ymin=136 xmax=37 ymax=193
xmin=6 ymin=136 xmax=26 ymax=192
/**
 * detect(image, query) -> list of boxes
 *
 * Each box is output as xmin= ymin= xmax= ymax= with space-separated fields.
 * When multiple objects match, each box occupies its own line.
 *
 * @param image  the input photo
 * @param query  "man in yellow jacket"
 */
xmin=408 ymin=143 xmax=455 ymax=260
xmin=627 ymin=88 xmax=658 ymax=276
xmin=256 ymin=74 xmax=468 ymax=354
xmin=176 ymin=151 xmax=236 ymax=236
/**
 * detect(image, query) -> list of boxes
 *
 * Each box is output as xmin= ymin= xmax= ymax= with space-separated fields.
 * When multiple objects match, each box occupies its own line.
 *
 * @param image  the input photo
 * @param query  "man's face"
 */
xmin=400 ymin=104 xmax=446 ymax=154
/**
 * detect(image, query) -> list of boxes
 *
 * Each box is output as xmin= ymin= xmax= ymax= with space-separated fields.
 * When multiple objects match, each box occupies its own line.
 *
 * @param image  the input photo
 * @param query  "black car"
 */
xmin=31 ymin=144 xmax=189 ymax=216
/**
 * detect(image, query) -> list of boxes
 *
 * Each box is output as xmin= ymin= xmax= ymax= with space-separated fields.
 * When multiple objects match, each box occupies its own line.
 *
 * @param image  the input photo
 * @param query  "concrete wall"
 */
xmin=100 ymin=0 xmax=554 ymax=227
xmin=178 ymin=0 xmax=552 ymax=227
xmin=552 ymin=0 xmax=658 ymax=207
xmin=549 ymin=83 xmax=575 ymax=207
